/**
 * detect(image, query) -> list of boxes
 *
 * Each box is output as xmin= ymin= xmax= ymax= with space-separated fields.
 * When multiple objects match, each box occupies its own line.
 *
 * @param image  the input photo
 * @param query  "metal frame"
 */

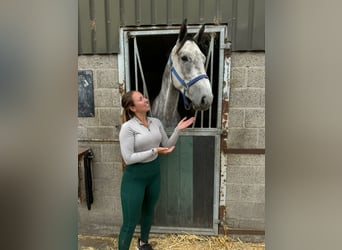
xmin=118 ymin=24 xmax=229 ymax=235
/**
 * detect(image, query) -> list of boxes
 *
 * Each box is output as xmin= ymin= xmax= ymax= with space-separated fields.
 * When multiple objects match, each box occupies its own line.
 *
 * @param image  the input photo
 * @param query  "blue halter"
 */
xmin=169 ymin=56 xmax=209 ymax=110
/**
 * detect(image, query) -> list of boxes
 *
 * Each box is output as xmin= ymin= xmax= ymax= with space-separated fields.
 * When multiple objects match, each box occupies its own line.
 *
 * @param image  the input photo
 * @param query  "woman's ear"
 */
xmin=129 ymin=105 xmax=136 ymax=113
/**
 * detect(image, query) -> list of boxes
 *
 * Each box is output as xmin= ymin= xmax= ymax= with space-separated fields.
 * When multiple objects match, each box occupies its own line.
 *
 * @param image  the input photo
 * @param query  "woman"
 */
xmin=118 ymin=90 xmax=194 ymax=250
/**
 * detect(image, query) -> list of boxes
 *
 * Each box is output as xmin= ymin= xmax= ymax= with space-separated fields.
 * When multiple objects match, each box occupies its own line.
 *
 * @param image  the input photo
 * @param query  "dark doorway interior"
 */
xmin=128 ymin=31 xmax=221 ymax=128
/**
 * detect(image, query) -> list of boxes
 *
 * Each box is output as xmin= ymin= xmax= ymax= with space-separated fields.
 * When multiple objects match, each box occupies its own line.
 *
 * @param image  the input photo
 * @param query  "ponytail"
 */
xmin=120 ymin=91 xmax=136 ymax=171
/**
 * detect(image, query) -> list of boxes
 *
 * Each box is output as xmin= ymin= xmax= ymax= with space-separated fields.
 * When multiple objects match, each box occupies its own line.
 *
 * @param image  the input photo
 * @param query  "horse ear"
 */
xmin=178 ymin=18 xmax=188 ymax=43
xmin=193 ymin=24 xmax=205 ymax=43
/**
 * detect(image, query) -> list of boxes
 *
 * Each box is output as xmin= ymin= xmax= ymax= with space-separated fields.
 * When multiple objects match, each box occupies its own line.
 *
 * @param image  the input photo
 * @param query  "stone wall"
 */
xmin=225 ymin=52 xmax=265 ymax=232
xmin=78 ymin=55 xmax=123 ymax=234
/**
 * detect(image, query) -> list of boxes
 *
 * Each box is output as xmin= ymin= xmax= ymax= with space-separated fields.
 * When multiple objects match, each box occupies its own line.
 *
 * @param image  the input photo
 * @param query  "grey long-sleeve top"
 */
xmin=119 ymin=116 xmax=180 ymax=165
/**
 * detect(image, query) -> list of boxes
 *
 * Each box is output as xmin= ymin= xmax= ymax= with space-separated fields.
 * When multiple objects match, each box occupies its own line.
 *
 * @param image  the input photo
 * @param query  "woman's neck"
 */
xmin=134 ymin=113 xmax=148 ymax=126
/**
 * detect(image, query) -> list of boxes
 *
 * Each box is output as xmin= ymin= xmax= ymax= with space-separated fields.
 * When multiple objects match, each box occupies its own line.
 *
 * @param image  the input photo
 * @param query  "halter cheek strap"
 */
xmin=169 ymin=56 xmax=209 ymax=110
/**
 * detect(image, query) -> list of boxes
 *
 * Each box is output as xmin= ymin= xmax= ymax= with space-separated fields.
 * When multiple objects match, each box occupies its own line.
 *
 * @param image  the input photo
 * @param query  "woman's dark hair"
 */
xmin=121 ymin=90 xmax=136 ymax=123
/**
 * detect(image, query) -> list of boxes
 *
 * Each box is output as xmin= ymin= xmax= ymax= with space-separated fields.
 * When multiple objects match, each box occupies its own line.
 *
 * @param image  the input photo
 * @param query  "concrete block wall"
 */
xmin=225 ymin=52 xmax=265 ymax=232
xmin=78 ymin=55 xmax=123 ymax=235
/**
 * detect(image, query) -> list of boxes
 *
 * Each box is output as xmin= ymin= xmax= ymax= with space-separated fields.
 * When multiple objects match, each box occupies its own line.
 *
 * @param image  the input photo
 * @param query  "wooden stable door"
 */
xmin=154 ymin=136 xmax=215 ymax=229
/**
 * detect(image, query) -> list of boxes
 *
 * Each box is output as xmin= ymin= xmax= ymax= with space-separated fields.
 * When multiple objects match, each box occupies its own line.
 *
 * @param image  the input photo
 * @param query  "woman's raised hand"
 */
xmin=176 ymin=117 xmax=195 ymax=130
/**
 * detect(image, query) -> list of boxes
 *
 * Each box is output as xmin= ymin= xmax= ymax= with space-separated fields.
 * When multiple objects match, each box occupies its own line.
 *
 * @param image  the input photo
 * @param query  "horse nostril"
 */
xmin=201 ymin=96 xmax=207 ymax=104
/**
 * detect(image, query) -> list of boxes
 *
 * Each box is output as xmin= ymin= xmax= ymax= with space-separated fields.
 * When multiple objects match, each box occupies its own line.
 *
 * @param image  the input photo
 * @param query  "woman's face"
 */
xmin=130 ymin=91 xmax=150 ymax=114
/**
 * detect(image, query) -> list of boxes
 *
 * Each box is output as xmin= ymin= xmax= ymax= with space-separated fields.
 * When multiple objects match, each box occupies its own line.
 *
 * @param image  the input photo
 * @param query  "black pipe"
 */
xmin=84 ymin=149 xmax=94 ymax=210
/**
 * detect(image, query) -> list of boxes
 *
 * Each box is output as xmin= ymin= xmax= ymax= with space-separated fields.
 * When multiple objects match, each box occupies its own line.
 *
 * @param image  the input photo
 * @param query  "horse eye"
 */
xmin=181 ymin=56 xmax=188 ymax=62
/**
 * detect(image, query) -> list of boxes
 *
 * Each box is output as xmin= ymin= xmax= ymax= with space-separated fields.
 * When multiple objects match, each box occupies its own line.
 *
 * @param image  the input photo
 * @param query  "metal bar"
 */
xmin=124 ymin=32 xmax=131 ymax=91
xmin=227 ymin=148 xmax=266 ymax=154
xmin=133 ymin=37 xmax=139 ymax=91
xmin=133 ymin=37 xmax=152 ymax=116
xmin=209 ymin=34 xmax=215 ymax=128
xmin=78 ymin=138 xmax=120 ymax=142
xmin=127 ymin=26 xmax=225 ymax=36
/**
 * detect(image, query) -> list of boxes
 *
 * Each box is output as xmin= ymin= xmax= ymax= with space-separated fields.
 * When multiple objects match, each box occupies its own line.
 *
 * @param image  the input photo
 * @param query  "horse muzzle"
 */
xmin=192 ymin=93 xmax=213 ymax=110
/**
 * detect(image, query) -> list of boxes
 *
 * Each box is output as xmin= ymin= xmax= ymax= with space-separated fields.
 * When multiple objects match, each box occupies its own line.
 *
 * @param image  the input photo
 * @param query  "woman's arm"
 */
xmin=159 ymin=117 xmax=195 ymax=148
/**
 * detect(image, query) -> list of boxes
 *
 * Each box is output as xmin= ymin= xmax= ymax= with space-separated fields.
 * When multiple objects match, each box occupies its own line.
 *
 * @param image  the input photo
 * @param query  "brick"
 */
xmin=226 ymin=202 xmax=264 ymax=219
xmin=87 ymin=127 xmax=114 ymax=139
xmin=257 ymin=129 xmax=265 ymax=148
xmin=92 ymin=163 xmax=116 ymax=179
xmin=227 ymin=154 xmax=265 ymax=166
xmin=245 ymin=109 xmax=265 ymax=128
xmin=96 ymin=69 xmax=117 ymax=88
xmin=78 ymin=126 xmax=87 ymax=139
xmin=227 ymin=128 xmax=258 ymax=148
xmin=231 ymin=52 xmax=265 ymax=67
xmin=247 ymin=67 xmax=265 ymax=88
xmin=226 ymin=184 xmax=241 ymax=201
xmin=113 ymin=90 xmax=122 ymax=107
xmin=102 ymin=143 xmax=121 ymax=163
xmin=94 ymin=89 xmax=115 ymax=107
xmin=228 ymin=108 xmax=244 ymax=128
xmin=230 ymin=67 xmax=247 ymax=88
xmin=99 ymin=108 xmax=120 ymax=126
xmin=238 ymin=219 xmax=265 ymax=230
xmin=78 ymin=55 xmax=117 ymax=69
xmin=229 ymin=88 xmax=263 ymax=108
xmin=227 ymin=166 xmax=256 ymax=184
xmin=78 ymin=109 xmax=99 ymax=127
xmin=240 ymin=185 xmax=265 ymax=202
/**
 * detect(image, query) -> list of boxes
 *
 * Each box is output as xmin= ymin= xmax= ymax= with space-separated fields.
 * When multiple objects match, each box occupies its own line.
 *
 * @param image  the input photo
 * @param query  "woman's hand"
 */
xmin=157 ymin=146 xmax=175 ymax=154
xmin=176 ymin=117 xmax=195 ymax=130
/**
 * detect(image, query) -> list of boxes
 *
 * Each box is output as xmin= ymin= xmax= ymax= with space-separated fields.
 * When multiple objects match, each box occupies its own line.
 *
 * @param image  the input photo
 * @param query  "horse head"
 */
xmin=169 ymin=19 xmax=213 ymax=111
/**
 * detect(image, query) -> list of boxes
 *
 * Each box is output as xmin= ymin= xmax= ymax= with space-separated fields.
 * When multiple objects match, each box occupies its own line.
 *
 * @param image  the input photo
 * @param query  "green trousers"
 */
xmin=118 ymin=158 xmax=160 ymax=250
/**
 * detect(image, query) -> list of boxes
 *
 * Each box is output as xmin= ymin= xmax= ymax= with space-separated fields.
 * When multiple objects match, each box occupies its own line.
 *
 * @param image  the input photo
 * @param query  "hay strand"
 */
xmin=79 ymin=233 xmax=265 ymax=250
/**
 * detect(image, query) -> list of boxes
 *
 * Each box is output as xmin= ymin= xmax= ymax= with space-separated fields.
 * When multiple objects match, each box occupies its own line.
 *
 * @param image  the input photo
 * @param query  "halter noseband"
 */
xmin=169 ymin=56 xmax=209 ymax=110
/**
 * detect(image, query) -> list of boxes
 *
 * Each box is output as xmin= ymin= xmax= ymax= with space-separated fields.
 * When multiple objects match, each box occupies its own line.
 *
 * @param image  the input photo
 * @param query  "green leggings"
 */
xmin=118 ymin=158 xmax=161 ymax=250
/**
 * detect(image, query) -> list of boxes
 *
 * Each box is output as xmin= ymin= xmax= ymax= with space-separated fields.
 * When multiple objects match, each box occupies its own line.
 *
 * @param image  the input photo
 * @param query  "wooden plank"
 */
xmin=202 ymin=0 xmax=216 ymax=23
xmin=121 ymin=0 xmax=136 ymax=26
xmin=78 ymin=0 xmax=92 ymax=53
xmin=252 ymin=0 xmax=265 ymax=50
xmin=155 ymin=137 xmax=194 ymax=226
xmin=94 ymin=0 xmax=107 ymax=53
xmin=218 ymin=0 xmax=233 ymax=23
xmin=184 ymin=0 xmax=200 ymax=24
xmin=154 ymin=0 xmax=168 ymax=24
xmin=172 ymin=0 xmax=184 ymax=24
xmin=179 ymin=137 xmax=193 ymax=225
xmin=193 ymin=136 xmax=215 ymax=227
xmin=235 ymin=0 xmax=250 ymax=50
xmin=107 ymin=0 xmax=121 ymax=53
xmin=140 ymin=0 xmax=152 ymax=25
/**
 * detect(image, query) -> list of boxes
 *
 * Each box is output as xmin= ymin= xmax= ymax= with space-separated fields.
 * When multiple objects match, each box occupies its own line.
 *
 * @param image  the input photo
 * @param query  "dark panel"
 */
xmin=193 ymin=136 xmax=215 ymax=227
xmin=78 ymin=70 xmax=95 ymax=117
